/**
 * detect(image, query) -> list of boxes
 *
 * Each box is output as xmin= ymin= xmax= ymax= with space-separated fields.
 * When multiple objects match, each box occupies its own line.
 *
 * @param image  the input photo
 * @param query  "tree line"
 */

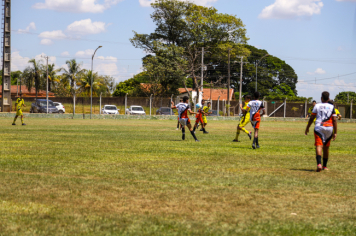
xmin=1 ymin=59 xmax=115 ymax=98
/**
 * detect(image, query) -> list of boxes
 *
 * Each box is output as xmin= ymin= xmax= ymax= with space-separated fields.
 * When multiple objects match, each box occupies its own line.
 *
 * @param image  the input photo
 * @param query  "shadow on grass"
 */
xmin=290 ymin=169 xmax=315 ymax=172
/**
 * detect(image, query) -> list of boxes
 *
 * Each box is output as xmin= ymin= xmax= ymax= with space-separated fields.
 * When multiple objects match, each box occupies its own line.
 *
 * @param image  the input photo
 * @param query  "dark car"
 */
xmin=156 ymin=107 xmax=174 ymax=115
xmin=30 ymin=99 xmax=59 ymax=113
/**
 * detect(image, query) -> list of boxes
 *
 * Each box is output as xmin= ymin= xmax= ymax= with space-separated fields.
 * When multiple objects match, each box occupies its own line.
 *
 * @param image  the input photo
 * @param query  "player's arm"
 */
xmin=332 ymin=116 xmax=337 ymax=141
xmin=171 ymin=101 xmax=176 ymax=109
xmin=188 ymin=109 xmax=197 ymax=115
xmin=305 ymin=114 xmax=316 ymax=135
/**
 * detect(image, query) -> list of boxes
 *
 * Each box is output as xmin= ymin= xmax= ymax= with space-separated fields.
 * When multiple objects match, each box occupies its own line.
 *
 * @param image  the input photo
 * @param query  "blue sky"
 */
xmin=11 ymin=0 xmax=356 ymax=100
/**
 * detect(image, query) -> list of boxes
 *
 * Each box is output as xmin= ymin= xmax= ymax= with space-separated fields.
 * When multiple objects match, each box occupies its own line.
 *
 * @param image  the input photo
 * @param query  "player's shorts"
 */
xmin=251 ymin=114 xmax=261 ymax=130
xmin=314 ymin=126 xmax=333 ymax=147
xmin=16 ymin=108 xmax=23 ymax=116
xmin=202 ymin=116 xmax=207 ymax=124
xmin=195 ymin=116 xmax=203 ymax=124
xmin=179 ymin=118 xmax=191 ymax=126
xmin=239 ymin=116 xmax=250 ymax=127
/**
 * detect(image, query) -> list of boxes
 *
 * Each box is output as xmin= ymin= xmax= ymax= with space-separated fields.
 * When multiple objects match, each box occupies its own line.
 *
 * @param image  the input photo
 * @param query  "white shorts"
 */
xmin=179 ymin=118 xmax=190 ymax=126
xmin=314 ymin=126 xmax=333 ymax=146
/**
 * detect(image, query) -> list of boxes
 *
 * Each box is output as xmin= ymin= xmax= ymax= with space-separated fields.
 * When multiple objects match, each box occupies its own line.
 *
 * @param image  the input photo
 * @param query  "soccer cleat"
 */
xmin=248 ymin=132 xmax=252 ymax=140
xmin=199 ymin=128 xmax=203 ymax=131
xmin=203 ymin=131 xmax=209 ymax=134
xmin=316 ymin=164 xmax=322 ymax=172
xmin=22 ymin=123 xmax=26 ymax=126
xmin=256 ymin=144 xmax=260 ymax=149
xmin=252 ymin=143 xmax=256 ymax=149
xmin=322 ymin=166 xmax=329 ymax=171
xmin=182 ymin=134 xmax=185 ymax=140
xmin=195 ymin=139 xmax=200 ymax=142
xmin=176 ymin=128 xmax=179 ymax=131
xmin=12 ymin=123 xmax=16 ymax=125
xmin=232 ymin=140 xmax=240 ymax=142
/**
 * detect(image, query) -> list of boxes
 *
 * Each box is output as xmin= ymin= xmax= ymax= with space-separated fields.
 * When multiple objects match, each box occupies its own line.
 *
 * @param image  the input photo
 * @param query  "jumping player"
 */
xmin=12 ymin=93 xmax=26 ymax=126
xmin=246 ymin=92 xmax=265 ymax=149
xmin=171 ymin=96 xmax=200 ymax=142
xmin=305 ymin=91 xmax=337 ymax=172
xmin=193 ymin=104 xmax=208 ymax=134
xmin=233 ymin=95 xmax=252 ymax=142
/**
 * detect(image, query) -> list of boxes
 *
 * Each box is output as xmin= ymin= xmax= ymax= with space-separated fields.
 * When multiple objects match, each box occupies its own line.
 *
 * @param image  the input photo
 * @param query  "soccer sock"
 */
xmin=316 ymin=155 xmax=322 ymax=165
xmin=193 ymin=126 xmax=196 ymax=132
xmin=21 ymin=117 xmax=24 ymax=124
xmin=190 ymin=130 xmax=198 ymax=140
xmin=182 ymin=128 xmax=185 ymax=140
xmin=235 ymin=130 xmax=240 ymax=140
xmin=256 ymin=138 xmax=259 ymax=145
xmin=177 ymin=122 xmax=179 ymax=129
xmin=13 ymin=117 xmax=17 ymax=123
xmin=323 ymin=158 xmax=328 ymax=167
xmin=203 ymin=128 xmax=206 ymax=132
xmin=241 ymin=128 xmax=249 ymax=134
xmin=253 ymin=137 xmax=256 ymax=145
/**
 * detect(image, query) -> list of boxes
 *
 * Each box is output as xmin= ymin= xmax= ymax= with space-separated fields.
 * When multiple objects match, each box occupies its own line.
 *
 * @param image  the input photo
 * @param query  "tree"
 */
xmin=22 ymin=59 xmax=43 ymax=99
xmin=130 ymin=0 xmax=249 ymax=101
xmin=62 ymin=59 xmax=86 ymax=93
xmin=265 ymin=83 xmax=311 ymax=102
xmin=77 ymin=70 xmax=103 ymax=97
xmin=42 ymin=64 xmax=61 ymax=92
xmin=335 ymin=91 xmax=356 ymax=104
xmin=112 ymin=74 xmax=143 ymax=97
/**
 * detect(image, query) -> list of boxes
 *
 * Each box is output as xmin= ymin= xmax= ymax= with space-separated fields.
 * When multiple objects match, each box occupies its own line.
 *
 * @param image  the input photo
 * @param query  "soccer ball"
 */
xmin=196 ymin=104 xmax=201 ymax=109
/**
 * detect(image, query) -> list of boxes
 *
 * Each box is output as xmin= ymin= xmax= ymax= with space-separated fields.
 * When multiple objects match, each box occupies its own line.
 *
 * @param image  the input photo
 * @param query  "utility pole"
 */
xmin=238 ymin=56 xmax=244 ymax=115
xmin=1 ymin=0 xmax=11 ymax=112
xmin=200 ymin=47 xmax=205 ymax=104
xmin=42 ymin=55 xmax=49 ymax=114
xmin=227 ymin=48 xmax=231 ymax=116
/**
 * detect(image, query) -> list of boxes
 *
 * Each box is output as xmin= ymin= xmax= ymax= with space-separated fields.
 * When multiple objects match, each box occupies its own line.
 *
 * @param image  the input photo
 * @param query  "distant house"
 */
xmin=0 ymin=85 xmax=55 ymax=98
xmin=177 ymin=88 xmax=234 ymax=103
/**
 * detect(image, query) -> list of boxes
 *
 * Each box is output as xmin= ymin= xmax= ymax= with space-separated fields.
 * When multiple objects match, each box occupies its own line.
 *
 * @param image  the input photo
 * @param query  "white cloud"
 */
xmin=259 ymin=0 xmax=324 ymax=19
xmin=38 ymin=30 xmax=66 ymax=39
xmin=11 ymin=52 xmax=57 ymax=71
xmin=337 ymin=46 xmax=343 ymax=51
xmin=18 ymin=22 xmax=36 ymax=33
xmin=34 ymin=53 xmax=57 ymax=65
xmin=67 ymin=19 xmax=107 ymax=35
xmin=40 ymin=39 xmax=54 ymax=45
xmin=75 ymin=49 xmax=95 ymax=57
xmin=97 ymin=56 xmax=118 ymax=62
xmin=33 ymin=0 xmax=123 ymax=13
xmin=336 ymin=0 xmax=356 ymax=2
xmin=307 ymin=68 xmax=326 ymax=75
xmin=139 ymin=0 xmax=217 ymax=7
xmin=95 ymin=63 xmax=120 ymax=77
xmin=61 ymin=51 xmax=70 ymax=56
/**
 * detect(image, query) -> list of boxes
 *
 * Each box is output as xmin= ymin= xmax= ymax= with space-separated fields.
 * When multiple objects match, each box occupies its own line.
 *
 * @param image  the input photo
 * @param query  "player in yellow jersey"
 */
xmin=202 ymin=100 xmax=212 ymax=132
xmin=329 ymin=100 xmax=342 ymax=120
xmin=233 ymin=95 xmax=252 ymax=142
xmin=12 ymin=93 xmax=26 ymax=126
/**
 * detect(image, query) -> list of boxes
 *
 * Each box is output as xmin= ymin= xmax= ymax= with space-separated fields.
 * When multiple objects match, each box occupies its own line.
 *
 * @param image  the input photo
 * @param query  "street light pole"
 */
xmin=90 ymin=46 xmax=102 ymax=119
xmin=255 ymin=54 xmax=269 ymax=92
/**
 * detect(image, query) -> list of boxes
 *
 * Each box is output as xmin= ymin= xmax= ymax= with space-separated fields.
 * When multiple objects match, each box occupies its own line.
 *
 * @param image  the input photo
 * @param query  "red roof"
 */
xmin=0 ymin=85 xmax=55 ymax=98
xmin=178 ymin=88 xmax=234 ymax=101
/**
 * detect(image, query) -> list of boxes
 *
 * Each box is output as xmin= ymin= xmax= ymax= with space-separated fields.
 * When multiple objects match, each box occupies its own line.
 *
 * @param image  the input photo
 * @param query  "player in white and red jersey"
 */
xmin=305 ymin=91 xmax=337 ymax=172
xmin=246 ymin=92 xmax=265 ymax=149
xmin=171 ymin=96 xmax=200 ymax=142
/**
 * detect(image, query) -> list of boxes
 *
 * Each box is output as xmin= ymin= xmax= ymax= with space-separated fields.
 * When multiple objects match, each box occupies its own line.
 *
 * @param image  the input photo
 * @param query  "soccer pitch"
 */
xmin=0 ymin=118 xmax=355 ymax=235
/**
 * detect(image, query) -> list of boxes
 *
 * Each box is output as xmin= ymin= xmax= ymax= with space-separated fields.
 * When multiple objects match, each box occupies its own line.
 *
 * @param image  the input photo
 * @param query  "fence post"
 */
xmin=305 ymin=99 xmax=307 ymax=118
xmin=73 ymin=93 xmax=76 ymax=116
xmin=217 ymin=96 xmax=220 ymax=117
xmin=284 ymin=98 xmax=287 ymax=118
xmin=150 ymin=94 xmax=153 ymax=116
xmin=125 ymin=93 xmax=127 ymax=115
xmin=223 ymin=99 xmax=226 ymax=116
xmin=351 ymin=100 xmax=353 ymax=119
xmin=99 ymin=93 xmax=102 ymax=115
xmin=170 ymin=94 xmax=173 ymax=116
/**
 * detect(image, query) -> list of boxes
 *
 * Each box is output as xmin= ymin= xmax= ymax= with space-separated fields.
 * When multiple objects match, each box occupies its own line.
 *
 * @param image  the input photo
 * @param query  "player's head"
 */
xmin=254 ymin=92 xmax=260 ymax=99
xmin=312 ymin=100 xmax=316 ymax=106
xmin=19 ymin=93 xmax=23 ymax=98
xmin=321 ymin=91 xmax=330 ymax=103
xmin=196 ymin=104 xmax=201 ymax=109
xmin=179 ymin=99 xmax=183 ymax=103
xmin=207 ymin=102 xmax=211 ymax=107
xmin=201 ymin=99 xmax=205 ymax=105
xmin=244 ymin=95 xmax=252 ymax=102
xmin=183 ymin=96 xmax=189 ymax=103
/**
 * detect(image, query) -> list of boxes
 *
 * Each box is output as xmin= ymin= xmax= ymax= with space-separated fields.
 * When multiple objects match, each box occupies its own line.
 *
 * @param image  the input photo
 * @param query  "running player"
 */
xmin=176 ymin=99 xmax=183 ymax=130
xmin=233 ymin=95 xmax=252 ymax=142
xmin=305 ymin=91 xmax=337 ymax=172
xmin=202 ymin=101 xmax=212 ymax=132
xmin=193 ymin=104 xmax=208 ymax=134
xmin=171 ymin=96 xmax=200 ymax=142
xmin=306 ymin=100 xmax=317 ymax=119
xmin=12 ymin=93 xmax=26 ymax=126
xmin=246 ymin=92 xmax=265 ymax=149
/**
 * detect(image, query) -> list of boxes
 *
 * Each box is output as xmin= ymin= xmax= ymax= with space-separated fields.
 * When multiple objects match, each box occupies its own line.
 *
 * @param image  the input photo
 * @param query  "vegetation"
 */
xmin=335 ymin=91 xmax=356 ymax=104
xmin=0 ymin=118 xmax=355 ymax=235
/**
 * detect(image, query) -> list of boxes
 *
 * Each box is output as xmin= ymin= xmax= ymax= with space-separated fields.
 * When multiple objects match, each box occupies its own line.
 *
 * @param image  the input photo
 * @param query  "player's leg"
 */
xmin=193 ymin=120 xmax=199 ymax=132
xmin=322 ymin=146 xmax=329 ymax=170
xmin=315 ymin=145 xmax=323 ymax=172
xmin=252 ymin=128 xmax=259 ymax=149
xmin=202 ymin=118 xmax=208 ymax=134
xmin=241 ymin=118 xmax=252 ymax=140
xmin=12 ymin=115 xmax=18 ymax=125
xmin=21 ymin=115 xmax=26 ymax=125
xmin=234 ymin=125 xmax=241 ymax=142
xmin=187 ymin=122 xmax=199 ymax=141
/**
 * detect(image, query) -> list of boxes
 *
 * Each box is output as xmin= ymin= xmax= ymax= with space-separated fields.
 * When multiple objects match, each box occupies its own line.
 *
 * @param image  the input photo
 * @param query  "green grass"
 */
xmin=0 ymin=118 xmax=355 ymax=235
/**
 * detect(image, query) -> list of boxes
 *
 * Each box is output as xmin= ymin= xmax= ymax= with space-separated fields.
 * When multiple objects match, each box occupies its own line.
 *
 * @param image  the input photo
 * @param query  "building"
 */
xmin=0 ymin=85 xmax=55 ymax=98
xmin=177 ymin=88 xmax=234 ymax=104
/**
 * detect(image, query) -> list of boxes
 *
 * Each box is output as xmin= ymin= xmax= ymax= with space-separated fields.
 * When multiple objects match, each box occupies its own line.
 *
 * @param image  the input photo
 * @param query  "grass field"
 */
xmin=0 ymin=118 xmax=355 ymax=235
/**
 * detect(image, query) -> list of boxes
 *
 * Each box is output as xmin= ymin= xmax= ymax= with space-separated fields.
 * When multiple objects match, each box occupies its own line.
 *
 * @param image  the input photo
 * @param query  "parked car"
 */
xmin=156 ymin=107 xmax=174 ymax=115
xmin=53 ymin=102 xmax=65 ymax=114
xmin=102 ymin=105 xmax=119 ymax=115
xmin=30 ymin=99 xmax=59 ymax=113
xmin=126 ymin=106 xmax=146 ymax=115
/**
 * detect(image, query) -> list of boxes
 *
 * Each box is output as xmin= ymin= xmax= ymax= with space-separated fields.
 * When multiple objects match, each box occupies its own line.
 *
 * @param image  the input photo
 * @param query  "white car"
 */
xmin=126 ymin=106 xmax=146 ymax=115
xmin=53 ymin=102 xmax=65 ymax=114
xmin=102 ymin=105 xmax=119 ymax=115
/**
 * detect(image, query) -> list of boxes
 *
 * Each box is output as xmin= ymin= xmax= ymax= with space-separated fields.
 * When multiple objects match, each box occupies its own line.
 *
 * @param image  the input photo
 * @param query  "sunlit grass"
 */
xmin=0 ymin=118 xmax=355 ymax=235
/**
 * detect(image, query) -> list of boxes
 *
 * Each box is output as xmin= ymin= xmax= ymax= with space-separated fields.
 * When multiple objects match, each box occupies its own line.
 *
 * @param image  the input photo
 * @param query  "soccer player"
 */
xmin=193 ymin=104 xmax=208 ymax=134
xmin=305 ymin=91 xmax=337 ymax=172
xmin=233 ymin=95 xmax=252 ymax=142
xmin=306 ymin=100 xmax=317 ymax=119
xmin=329 ymin=100 xmax=342 ymax=120
xmin=247 ymin=92 xmax=265 ymax=149
xmin=176 ymin=99 xmax=183 ymax=130
xmin=202 ymin=101 xmax=212 ymax=132
xmin=171 ymin=96 xmax=200 ymax=142
xmin=12 ymin=93 xmax=26 ymax=126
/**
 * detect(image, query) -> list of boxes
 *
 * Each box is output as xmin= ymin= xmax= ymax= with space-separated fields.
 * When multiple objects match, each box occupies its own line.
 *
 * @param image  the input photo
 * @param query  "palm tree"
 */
xmin=61 ymin=59 xmax=86 ymax=93
xmin=22 ymin=59 xmax=43 ymax=99
xmin=42 ymin=63 xmax=61 ymax=92
xmin=77 ymin=70 xmax=102 ymax=97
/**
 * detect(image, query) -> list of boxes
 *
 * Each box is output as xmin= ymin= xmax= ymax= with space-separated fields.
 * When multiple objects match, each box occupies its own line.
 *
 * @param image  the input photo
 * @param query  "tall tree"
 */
xmin=22 ymin=59 xmax=43 ymax=99
xmin=62 ymin=59 xmax=85 ymax=93
xmin=77 ymin=70 xmax=102 ymax=97
xmin=42 ymin=63 xmax=61 ymax=92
